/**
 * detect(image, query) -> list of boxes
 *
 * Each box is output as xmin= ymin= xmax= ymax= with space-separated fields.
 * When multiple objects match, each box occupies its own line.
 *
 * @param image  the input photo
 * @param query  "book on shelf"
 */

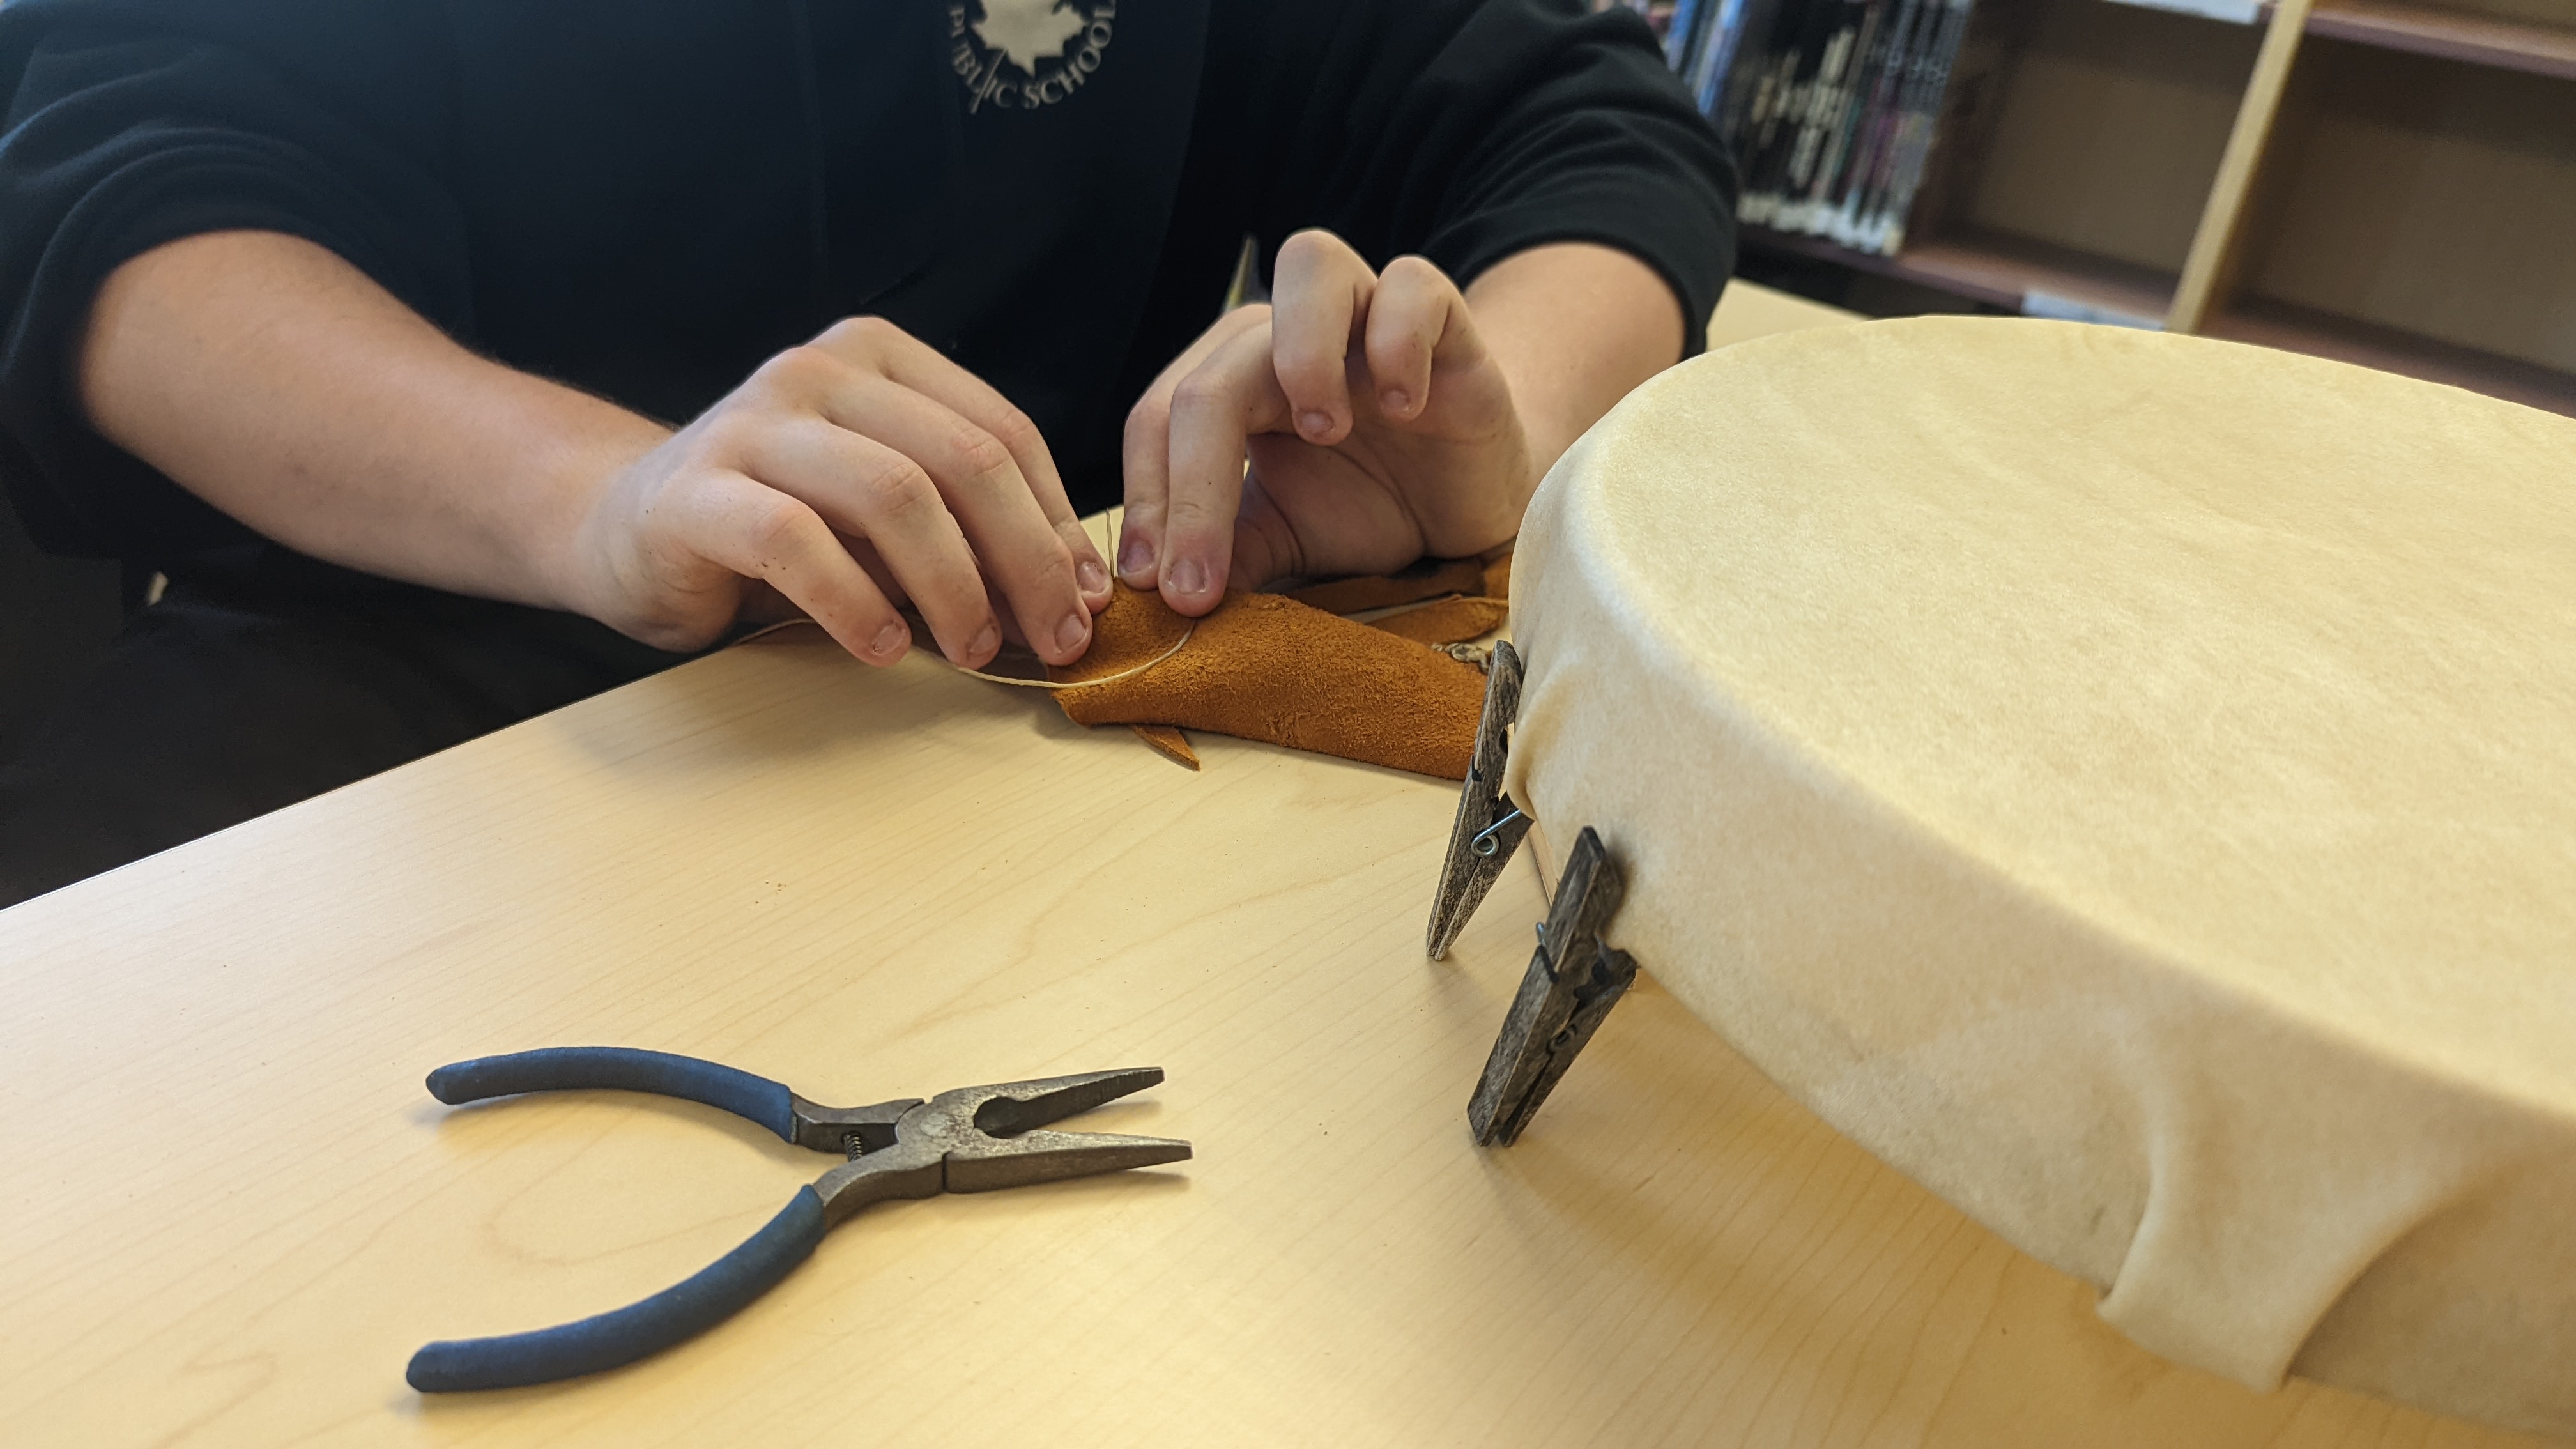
xmin=1597 ymin=0 xmax=1774 ymax=141
xmin=1617 ymin=0 xmax=1986 ymax=259
xmin=1792 ymin=0 xmax=1913 ymax=241
xmin=1883 ymin=0 xmax=2020 ymax=255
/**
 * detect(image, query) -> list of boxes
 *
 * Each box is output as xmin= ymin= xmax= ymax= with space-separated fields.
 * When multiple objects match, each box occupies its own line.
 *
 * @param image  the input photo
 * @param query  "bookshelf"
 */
xmin=1725 ymin=0 xmax=2576 ymax=417
xmin=1745 ymin=221 xmax=2175 ymax=321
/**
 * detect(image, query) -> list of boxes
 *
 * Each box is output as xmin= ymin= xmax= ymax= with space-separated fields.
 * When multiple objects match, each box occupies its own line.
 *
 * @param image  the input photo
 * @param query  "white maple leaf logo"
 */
xmin=973 ymin=0 xmax=1088 ymax=72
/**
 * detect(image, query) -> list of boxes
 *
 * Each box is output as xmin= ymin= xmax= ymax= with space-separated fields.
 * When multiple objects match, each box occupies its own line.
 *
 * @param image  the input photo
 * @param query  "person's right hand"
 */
xmin=561 ymin=316 xmax=1112 ymax=669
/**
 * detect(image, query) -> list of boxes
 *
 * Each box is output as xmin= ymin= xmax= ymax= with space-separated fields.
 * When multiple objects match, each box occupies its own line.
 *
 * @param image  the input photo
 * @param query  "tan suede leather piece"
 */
xmin=1127 ymin=724 xmax=1199 ymax=770
xmin=1364 ymin=595 xmax=1508 ymax=646
xmin=1050 ymin=585 xmax=1489 ymax=779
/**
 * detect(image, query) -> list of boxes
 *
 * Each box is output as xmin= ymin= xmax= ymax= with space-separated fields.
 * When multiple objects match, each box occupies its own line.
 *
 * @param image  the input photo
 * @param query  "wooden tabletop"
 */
xmin=0 ymin=593 xmax=2548 ymax=1446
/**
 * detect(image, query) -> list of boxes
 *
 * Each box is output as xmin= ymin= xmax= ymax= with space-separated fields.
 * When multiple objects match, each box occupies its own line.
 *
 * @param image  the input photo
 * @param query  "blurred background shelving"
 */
xmin=1680 ymin=0 xmax=2576 ymax=416
xmin=2299 ymin=0 xmax=2576 ymax=80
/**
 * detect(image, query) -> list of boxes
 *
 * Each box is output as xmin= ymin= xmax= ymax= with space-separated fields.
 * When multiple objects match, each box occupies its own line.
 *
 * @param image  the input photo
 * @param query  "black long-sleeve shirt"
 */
xmin=0 ymin=0 xmax=1735 ymax=593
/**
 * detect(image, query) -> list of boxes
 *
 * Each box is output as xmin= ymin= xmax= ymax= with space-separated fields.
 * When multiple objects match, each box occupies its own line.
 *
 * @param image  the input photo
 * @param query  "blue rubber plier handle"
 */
xmin=408 ymin=1046 xmax=1188 ymax=1392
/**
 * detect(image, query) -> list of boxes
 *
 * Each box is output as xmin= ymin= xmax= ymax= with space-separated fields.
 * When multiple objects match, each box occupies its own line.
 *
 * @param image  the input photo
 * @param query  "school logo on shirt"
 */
xmin=949 ymin=0 xmax=1116 ymax=113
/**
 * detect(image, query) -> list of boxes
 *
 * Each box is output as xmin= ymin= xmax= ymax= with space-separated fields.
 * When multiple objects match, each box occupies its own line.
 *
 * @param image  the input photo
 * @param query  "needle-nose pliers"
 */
xmin=406 ymin=1047 xmax=1188 ymax=1392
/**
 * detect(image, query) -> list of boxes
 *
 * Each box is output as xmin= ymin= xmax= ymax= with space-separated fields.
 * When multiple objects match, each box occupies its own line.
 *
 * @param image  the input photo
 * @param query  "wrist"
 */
xmin=521 ymin=410 xmax=671 ymax=622
xmin=1464 ymin=242 xmax=1683 ymax=477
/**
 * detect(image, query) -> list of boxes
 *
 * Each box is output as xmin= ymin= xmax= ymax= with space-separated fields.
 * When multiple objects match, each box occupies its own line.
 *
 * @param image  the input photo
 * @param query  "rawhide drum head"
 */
xmin=1505 ymin=316 xmax=2576 ymax=1436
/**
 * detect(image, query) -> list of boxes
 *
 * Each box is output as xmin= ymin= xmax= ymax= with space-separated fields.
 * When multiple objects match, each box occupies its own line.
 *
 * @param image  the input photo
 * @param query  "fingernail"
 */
xmin=962 ymin=622 xmax=999 ymax=664
xmin=1119 ymin=535 xmax=1155 ymax=579
xmin=1055 ymin=612 xmax=1089 ymax=655
xmin=1298 ymin=409 xmax=1333 ymax=440
xmin=1381 ymin=387 xmax=1410 ymax=414
xmin=870 ymin=621 xmax=908 ymax=659
xmin=1169 ymin=557 xmax=1209 ymax=599
xmin=1077 ymin=556 xmax=1109 ymax=594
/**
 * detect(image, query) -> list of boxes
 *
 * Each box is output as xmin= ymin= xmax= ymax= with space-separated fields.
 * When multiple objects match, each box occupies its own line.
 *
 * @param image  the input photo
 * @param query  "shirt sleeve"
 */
xmin=1218 ymin=0 xmax=1738 ymax=357
xmin=0 ymin=0 xmax=472 ymax=564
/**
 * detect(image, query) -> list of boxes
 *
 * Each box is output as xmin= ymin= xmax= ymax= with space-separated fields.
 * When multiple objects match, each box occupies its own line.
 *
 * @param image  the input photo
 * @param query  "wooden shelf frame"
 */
xmin=2205 ymin=298 xmax=2576 ymax=417
xmin=2167 ymin=0 xmax=2313 ymax=332
xmin=2297 ymin=0 xmax=2576 ymax=82
xmin=1743 ymin=224 xmax=2175 ymax=323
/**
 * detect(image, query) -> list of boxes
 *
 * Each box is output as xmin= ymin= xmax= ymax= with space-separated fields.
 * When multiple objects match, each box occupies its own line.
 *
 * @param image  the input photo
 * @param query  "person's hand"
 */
xmin=563 ymin=316 xmax=1112 ymax=667
xmin=1117 ymin=229 xmax=1535 ymax=617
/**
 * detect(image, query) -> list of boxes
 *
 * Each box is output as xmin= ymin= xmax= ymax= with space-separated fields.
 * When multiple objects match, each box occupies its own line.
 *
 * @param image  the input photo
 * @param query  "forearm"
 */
xmin=79 ymin=229 xmax=664 ymax=607
xmin=1463 ymin=241 xmax=1686 ymax=486
xmin=84 ymin=227 xmax=1109 ymax=664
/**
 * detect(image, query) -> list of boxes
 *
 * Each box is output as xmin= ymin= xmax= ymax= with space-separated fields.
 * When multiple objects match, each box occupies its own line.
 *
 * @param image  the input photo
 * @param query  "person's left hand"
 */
xmin=1116 ymin=229 xmax=1535 ymax=616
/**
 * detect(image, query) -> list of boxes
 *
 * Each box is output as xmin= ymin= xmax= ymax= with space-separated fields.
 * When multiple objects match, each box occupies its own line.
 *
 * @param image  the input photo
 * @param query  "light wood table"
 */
xmin=1708 ymin=279 xmax=1863 ymax=349
xmin=1 ymin=610 xmax=2549 ymax=1447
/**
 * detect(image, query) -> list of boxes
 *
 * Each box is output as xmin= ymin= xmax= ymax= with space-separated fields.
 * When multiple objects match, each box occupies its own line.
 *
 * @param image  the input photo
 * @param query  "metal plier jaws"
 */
xmin=407 ymin=1048 xmax=1187 ymax=1393
xmin=1426 ymin=638 xmax=1534 ymax=960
